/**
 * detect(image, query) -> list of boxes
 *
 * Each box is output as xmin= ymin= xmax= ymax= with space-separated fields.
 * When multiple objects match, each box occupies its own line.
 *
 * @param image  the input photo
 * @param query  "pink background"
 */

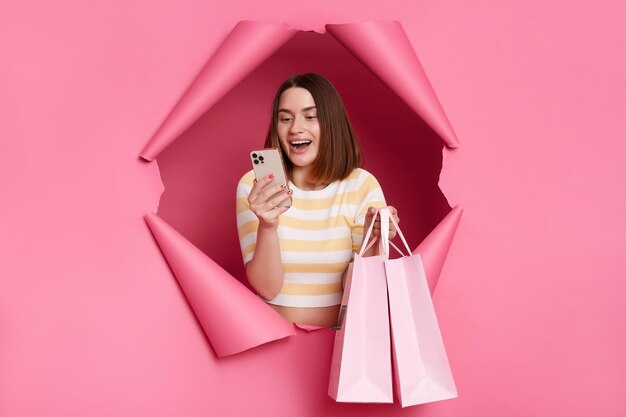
xmin=1 ymin=1 xmax=625 ymax=416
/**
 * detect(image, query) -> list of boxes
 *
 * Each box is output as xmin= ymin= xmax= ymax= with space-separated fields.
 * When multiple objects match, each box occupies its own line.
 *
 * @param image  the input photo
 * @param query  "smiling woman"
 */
xmin=235 ymin=73 xmax=401 ymax=328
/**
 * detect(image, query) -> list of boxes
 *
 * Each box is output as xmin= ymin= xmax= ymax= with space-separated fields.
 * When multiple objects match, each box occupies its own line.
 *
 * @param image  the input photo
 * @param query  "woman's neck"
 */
xmin=291 ymin=166 xmax=327 ymax=191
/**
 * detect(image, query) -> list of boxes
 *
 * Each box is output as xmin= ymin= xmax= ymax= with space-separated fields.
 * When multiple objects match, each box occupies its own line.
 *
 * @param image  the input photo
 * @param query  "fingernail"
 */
xmin=269 ymin=173 xmax=274 ymax=180
xmin=287 ymin=190 xmax=293 ymax=195
xmin=253 ymin=179 xmax=257 ymax=184
xmin=280 ymin=183 xmax=286 ymax=188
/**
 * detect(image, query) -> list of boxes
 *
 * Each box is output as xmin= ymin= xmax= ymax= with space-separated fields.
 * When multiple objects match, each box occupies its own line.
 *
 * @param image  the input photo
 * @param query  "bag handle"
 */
xmin=359 ymin=207 xmax=381 ymax=256
xmin=379 ymin=207 xmax=412 ymax=259
xmin=358 ymin=207 xmax=412 ymax=258
xmin=360 ymin=235 xmax=407 ymax=258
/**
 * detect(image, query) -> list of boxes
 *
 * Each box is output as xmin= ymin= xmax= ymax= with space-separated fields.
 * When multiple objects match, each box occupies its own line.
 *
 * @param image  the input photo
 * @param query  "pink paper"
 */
xmin=325 ymin=21 xmax=459 ymax=148
xmin=4 ymin=3 xmax=624 ymax=417
xmin=294 ymin=322 xmax=328 ymax=332
xmin=413 ymin=205 xmax=463 ymax=295
xmin=144 ymin=212 xmax=296 ymax=356
xmin=140 ymin=21 xmax=296 ymax=160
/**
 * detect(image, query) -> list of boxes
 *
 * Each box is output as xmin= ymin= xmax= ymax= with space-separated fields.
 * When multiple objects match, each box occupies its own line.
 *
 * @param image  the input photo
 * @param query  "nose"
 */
xmin=289 ymin=115 xmax=305 ymax=135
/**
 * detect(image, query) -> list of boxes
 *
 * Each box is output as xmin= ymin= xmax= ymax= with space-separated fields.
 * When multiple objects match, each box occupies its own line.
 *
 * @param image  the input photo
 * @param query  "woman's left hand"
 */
xmin=363 ymin=206 xmax=400 ymax=240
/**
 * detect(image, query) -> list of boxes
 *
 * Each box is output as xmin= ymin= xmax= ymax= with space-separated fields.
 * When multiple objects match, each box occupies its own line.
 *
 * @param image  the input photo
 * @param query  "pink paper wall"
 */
xmin=1 ymin=1 xmax=624 ymax=417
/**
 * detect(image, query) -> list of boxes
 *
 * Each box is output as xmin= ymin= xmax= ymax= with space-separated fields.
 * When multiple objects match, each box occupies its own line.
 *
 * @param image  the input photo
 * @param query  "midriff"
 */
xmin=268 ymin=304 xmax=341 ymax=328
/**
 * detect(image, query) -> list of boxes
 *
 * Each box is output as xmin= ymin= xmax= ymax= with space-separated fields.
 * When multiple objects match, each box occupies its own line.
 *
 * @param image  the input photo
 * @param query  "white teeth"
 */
xmin=291 ymin=140 xmax=312 ymax=145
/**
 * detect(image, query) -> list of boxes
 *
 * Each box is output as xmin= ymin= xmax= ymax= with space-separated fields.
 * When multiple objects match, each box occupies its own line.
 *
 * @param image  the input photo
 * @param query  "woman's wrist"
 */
xmin=258 ymin=220 xmax=279 ymax=231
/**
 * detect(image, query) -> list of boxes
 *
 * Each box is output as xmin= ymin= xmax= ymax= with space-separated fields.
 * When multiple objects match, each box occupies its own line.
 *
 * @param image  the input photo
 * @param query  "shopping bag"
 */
xmin=379 ymin=207 xmax=458 ymax=407
xmin=327 ymin=210 xmax=393 ymax=403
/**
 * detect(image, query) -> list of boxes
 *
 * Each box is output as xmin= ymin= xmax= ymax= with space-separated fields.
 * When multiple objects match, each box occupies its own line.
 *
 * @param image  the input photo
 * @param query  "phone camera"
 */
xmin=259 ymin=156 xmax=264 ymax=161
xmin=252 ymin=153 xmax=258 ymax=158
xmin=253 ymin=159 xmax=259 ymax=165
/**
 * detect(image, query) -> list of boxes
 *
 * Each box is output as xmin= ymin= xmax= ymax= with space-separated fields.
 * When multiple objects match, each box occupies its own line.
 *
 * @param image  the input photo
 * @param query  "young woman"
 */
xmin=236 ymin=73 xmax=400 ymax=328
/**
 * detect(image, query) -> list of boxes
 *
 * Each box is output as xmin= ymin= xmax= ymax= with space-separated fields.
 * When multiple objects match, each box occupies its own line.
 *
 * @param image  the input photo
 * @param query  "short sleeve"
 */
xmin=236 ymin=170 xmax=259 ymax=265
xmin=351 ymin=170 xmax=387 ymax=253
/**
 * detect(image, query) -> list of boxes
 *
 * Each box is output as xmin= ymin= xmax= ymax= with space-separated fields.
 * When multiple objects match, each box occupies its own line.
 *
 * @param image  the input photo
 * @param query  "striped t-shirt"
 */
xmin=235 ymin=168 xmax=387 ymax=307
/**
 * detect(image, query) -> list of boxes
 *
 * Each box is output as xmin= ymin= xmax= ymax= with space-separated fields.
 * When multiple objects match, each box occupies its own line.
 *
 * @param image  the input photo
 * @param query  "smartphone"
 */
xmin=250 ymin=148 xmax=292 ymax=208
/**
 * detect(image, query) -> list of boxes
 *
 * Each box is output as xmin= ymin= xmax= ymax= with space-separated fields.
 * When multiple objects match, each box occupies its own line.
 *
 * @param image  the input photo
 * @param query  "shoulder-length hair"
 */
xmin=264 ymin=73 xmax=361 ymax=185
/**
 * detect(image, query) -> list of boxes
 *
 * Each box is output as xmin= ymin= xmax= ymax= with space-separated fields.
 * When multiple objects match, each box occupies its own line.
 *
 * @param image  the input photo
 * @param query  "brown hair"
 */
xmin=264 ymin=73 xmax=361 ymax=185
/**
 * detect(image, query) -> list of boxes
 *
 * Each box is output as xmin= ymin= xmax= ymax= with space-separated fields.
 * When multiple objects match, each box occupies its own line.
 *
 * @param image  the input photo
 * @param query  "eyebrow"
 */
xmin=278 ymin=106 xmax=317 ymax=114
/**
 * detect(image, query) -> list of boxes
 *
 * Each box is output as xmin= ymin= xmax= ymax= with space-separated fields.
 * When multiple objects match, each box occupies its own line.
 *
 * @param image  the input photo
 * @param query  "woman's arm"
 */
xmin=246 ymin=222 xmax=284 ymax=300
xmin=244 ymin=174 xmax=292 ymax=300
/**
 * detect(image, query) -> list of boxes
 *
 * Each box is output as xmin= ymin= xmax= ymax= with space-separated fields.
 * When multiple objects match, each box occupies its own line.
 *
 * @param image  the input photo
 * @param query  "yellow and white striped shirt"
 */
xmin=236 ymin=168 xmax=387 ymax=307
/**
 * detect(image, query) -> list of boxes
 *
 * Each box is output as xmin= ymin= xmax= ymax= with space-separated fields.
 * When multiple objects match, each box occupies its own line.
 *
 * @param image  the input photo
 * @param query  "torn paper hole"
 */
xmin=142 ymin=20 xmax=462 ymax=357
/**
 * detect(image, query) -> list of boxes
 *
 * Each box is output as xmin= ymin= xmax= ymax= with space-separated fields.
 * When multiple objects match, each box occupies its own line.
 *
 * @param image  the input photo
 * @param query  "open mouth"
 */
xmin=289 ymin=139 xmax=312 ymax=152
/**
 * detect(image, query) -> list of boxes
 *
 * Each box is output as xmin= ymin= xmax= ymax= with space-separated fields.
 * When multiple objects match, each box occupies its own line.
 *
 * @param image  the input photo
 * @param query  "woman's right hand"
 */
xmin=247 ymin=173 xmax=292 ymax=229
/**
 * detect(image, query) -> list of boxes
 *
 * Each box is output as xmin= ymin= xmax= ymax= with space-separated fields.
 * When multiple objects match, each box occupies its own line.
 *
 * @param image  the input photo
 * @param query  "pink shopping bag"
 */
xmin=327 ymin=211 xmax=393 ymax=403
xmin=379 ymin=207 xmax=458 ymax=407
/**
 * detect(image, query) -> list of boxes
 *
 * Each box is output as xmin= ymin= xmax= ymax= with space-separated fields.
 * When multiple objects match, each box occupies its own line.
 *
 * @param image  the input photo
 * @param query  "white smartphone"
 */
xmin=250 ymin=148 xmax=292 ymax=208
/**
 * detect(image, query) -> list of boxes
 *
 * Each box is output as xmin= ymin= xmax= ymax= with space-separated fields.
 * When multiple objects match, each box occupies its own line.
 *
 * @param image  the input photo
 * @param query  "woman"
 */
xmin=236 ymin=73 xmax=400 ymax=328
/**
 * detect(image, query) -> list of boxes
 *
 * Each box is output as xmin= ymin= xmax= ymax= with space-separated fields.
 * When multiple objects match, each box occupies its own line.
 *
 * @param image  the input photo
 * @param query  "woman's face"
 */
xmin=276 ymin=87 xmax=321 ymax=169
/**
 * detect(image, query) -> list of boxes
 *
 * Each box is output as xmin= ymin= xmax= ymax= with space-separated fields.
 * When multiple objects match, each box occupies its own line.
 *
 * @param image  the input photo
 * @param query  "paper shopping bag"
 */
xmin=379 ymin=208 xmax=458 ymax=407
xmin=327 ymin=216 xmax=393 ymax=403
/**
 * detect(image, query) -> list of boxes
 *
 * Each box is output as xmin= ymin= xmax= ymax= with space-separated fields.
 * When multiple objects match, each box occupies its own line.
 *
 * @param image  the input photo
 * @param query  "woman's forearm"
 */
xmin=245 ymin=224 xmax=284 ymax=300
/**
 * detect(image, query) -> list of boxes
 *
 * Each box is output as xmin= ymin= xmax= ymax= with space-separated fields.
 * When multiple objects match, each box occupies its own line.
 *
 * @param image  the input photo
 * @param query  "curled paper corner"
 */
xmin=144 ymin=212 xmax=296 ymax=357
xmin=140 ymin=20 xmax=297 ymax=160
xmin=325 ymin=20 xmax=460 ymax=148
xmin=140 ymin=19 xmax=460 ymax=160
xmin=413 ymin=205 xmax=464 ymax=294
xmin=139 ymin=150 xmax=154 ymax=162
